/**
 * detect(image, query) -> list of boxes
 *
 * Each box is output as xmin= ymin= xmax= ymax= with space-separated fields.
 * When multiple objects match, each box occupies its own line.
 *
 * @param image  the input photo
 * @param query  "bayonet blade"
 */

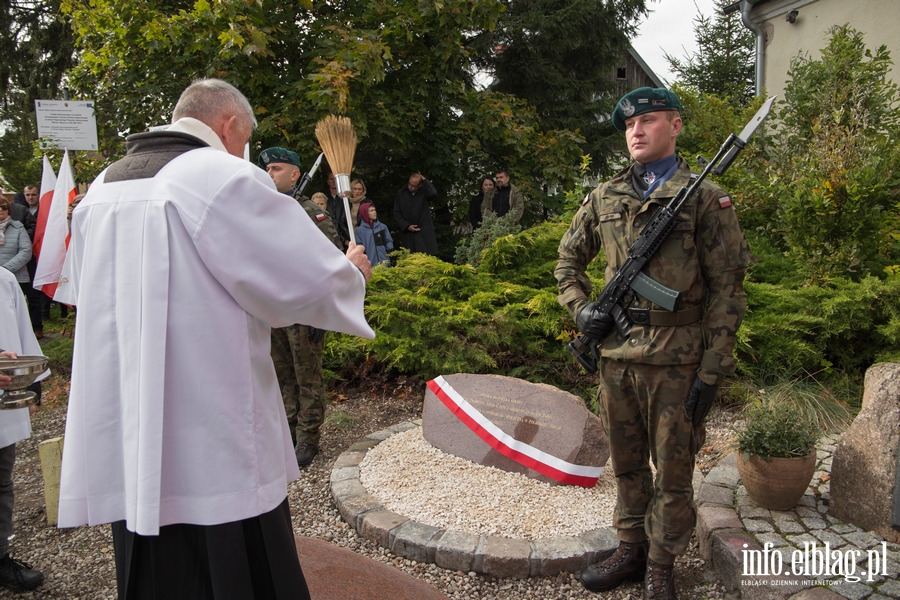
xmin=737 ymin=96 xmax=776 ymax=143
xmin=308 ymin=152 xmax=325 ymax=178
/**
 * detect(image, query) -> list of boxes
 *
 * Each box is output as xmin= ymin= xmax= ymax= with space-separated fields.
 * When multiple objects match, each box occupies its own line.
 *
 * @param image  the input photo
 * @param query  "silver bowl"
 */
xmin=0 ymin=356 xmax=49 ymax=409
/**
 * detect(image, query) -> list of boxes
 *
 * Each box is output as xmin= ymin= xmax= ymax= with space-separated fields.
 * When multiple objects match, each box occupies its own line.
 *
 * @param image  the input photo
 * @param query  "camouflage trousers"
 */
xmin=271 ymin=324 xmax=326 ymax=446
xmin=596 ymin=358 xmax=705 ymax=562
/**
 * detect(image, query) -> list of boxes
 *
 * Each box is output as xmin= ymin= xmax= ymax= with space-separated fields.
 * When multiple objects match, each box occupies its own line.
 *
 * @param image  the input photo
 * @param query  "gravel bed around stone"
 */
xmin=4 ymin=371 xmax=735 ymax=599
xmin=359 ymin=427 xmax=616 ymax=539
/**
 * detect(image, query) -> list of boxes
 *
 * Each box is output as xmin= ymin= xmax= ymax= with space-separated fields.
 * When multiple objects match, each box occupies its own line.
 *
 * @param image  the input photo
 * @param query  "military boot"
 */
xmin=644 ymin=558 xmax=676 ymax=600
xmin=295 ymin=442 xmax=319 ymax=468
xmin=579 ymin=540 xmax=648 ymax=592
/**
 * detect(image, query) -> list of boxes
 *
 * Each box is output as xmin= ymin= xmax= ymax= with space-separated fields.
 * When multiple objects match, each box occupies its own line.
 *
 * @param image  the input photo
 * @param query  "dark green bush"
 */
xmin=736 ymin=399 xmax=820 ymax=460
xmin=737 ymin=276 xmax=900 ymax=380
xmin=454 ymin=211 xmax=522 ymax=267
xmin=324 ymin=241 xmax=581 ymax=387
xmin=326 ymin=213 xmax=899 ymax=407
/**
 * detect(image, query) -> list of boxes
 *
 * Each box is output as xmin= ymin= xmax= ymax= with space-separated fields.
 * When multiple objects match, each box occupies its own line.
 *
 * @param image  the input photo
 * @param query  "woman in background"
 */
xmin=349 ymin=179 xmax=369 ymax=230
xmin=0 ymin=200 xmax=34 ymax=313
xmin=468 ymin=176 xmax=494 ymax=230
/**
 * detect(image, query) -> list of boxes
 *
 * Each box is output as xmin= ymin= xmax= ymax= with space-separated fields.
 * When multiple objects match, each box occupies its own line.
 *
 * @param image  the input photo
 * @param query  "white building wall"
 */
xmin=752 ymin=0 xmax=900 ymax=98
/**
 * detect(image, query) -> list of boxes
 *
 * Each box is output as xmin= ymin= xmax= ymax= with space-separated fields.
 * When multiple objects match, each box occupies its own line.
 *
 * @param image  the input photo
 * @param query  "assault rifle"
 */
xmin=568 ymin=96 xmax=775 ymax=374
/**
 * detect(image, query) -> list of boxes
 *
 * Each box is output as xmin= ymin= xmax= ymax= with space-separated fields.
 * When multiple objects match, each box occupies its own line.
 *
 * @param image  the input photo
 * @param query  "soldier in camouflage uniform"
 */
xmin=555 ymin=88 xmax=752 ymax=600
xmin=259 ymin=147 xmax=344 ymax=467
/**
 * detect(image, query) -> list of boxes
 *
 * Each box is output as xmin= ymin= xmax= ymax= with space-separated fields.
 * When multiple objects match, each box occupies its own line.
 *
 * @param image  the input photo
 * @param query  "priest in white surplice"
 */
xmin=0 ymin=267 xmax=48 ymax=592
xmin=55 ymin=79 xmax=374 ymax=600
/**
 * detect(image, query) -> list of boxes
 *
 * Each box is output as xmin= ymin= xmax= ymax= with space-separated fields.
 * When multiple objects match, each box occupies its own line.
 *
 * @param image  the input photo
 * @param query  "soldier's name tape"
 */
xmin=426 ymin=376 xmax=602 ymax=487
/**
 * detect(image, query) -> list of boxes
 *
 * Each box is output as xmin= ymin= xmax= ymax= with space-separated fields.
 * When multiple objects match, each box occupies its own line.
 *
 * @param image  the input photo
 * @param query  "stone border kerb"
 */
xmin=330 ymin=420 xmax=618 ymax=579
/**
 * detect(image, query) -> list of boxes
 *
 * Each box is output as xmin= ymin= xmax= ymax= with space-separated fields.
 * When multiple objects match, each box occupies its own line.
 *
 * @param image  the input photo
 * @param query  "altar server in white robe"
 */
xmin=0 ymin=267 xmax=48 ymax=592
xmin=55 ymin=78 xmax=374 ymax=600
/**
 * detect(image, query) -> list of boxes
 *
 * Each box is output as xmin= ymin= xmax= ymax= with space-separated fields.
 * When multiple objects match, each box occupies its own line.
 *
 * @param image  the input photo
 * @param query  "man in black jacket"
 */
xmin=393 ymin=173 xmax=438 ymax=255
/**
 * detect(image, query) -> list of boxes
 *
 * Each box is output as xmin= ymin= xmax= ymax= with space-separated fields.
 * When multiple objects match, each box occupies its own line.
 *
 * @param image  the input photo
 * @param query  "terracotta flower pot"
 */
xmin=737 ymin=452 xmax=817 ymax=511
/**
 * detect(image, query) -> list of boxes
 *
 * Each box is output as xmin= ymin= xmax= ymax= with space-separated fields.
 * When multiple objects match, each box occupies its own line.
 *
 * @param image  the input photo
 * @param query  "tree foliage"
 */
xmin=751 ymin=25 xmax=900 ymax=282
xmin=665 ymin=1 xmax=755 ymax=104
xmin=475 ymin=0 xmax=649 ymax=167
xmin=0 ymin=0 xmax=76 ymax=189
xmin=453 ymin=210 xmax=522 ymax=268
xmin=56 ymin=0 xmax=648 ymax=258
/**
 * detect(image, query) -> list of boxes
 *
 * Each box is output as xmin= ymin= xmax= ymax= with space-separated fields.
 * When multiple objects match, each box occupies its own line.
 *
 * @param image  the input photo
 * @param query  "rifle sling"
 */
xmin=627 ymin=304 xmax=703 ymax=327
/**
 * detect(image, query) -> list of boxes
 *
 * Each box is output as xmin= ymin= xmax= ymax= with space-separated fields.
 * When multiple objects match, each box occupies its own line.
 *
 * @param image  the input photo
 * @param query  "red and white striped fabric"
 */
xmin=32 ymin=155 xmax=57 ymax=258
xmin=426 ymin=376 xmax=602 ymax=487
xmin=34 ymin=150 xmax=76 ymax=299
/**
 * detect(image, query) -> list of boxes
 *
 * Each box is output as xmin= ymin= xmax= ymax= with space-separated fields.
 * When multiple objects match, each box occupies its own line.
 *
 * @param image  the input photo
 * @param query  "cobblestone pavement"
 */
xmin=697 ymin=434 xmax=900 ymax=600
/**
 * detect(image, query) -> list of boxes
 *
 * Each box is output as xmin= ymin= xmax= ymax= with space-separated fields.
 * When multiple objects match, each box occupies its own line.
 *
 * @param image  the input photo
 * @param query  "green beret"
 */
xmin=258 ymin=147 xmax=302 ymax=169
xmin=612 ymin=87 xmax=683 ymax=131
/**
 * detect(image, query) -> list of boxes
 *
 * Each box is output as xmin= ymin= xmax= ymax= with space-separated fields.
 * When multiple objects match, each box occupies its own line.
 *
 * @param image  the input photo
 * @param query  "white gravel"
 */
xmin=359 ymin=427 xmax=616 ymax=539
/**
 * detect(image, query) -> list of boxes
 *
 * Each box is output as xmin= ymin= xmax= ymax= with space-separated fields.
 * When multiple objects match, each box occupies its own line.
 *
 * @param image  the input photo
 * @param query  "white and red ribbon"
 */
xmin=426 ymin=376 xmax=602 ymax=487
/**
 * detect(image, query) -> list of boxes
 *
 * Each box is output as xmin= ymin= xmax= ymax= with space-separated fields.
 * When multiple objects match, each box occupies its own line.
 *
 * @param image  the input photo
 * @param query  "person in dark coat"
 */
xmin=324 ymin=171 xmax=350 ymax=249
xmin=393 ymin=173 xmax=438 ymax=255
xmin=468 ymin=176 xmax=494 ymax=230
xmin=5 ymin=197 xmax=40 ymax=337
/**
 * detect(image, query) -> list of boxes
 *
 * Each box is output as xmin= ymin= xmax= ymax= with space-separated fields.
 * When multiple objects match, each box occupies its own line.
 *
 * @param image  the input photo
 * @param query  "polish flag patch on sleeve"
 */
xmin=315 ymin=212 xmax=327 ymax=221
xmin=718 ymin=196 xmax=733 ymax=209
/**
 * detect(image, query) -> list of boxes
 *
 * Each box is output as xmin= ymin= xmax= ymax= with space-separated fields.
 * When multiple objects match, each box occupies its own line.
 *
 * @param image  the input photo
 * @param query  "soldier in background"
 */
xmin=555 ymin=87 xmax=752 ymax=599
xmin=259 ymin=147 xmax=343 ymax=467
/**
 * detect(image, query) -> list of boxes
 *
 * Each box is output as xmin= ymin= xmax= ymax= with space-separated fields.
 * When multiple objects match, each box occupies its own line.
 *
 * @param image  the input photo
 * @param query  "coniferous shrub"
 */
xmin=325 ymin=233 xmax=583 ymax=387
xmin=736 ymin=276 xmax=900 ymax=380
xmin=453 ymin=211 xmax=522 ymax=267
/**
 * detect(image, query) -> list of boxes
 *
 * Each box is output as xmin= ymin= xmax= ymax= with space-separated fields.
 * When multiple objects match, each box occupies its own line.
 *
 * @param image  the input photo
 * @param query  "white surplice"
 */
xmin=56 ymin=137 xmax=374 ymax=536
xmin=0 ymin=268 xmax=48 ymax=448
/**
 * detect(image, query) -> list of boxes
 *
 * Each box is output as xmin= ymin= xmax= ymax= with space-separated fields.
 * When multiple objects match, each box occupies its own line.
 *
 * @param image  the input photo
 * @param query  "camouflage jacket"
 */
xmin=555 ymin=156 xmax=752 ymax=384
xmin=294 ymin=193 xmax=343 ymax=251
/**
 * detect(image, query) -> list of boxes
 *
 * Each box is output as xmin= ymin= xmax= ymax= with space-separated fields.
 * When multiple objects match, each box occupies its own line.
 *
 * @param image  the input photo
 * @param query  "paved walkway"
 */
xmin=295 ymin=535 xmax=450 ymax=600
xmin=696 ymin=434 xmax=900 ymax=599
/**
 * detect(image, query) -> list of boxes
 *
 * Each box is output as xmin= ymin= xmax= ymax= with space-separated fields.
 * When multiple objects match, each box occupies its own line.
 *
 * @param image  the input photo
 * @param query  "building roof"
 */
xmin=627 ymin=46 xmax=665 ymax=88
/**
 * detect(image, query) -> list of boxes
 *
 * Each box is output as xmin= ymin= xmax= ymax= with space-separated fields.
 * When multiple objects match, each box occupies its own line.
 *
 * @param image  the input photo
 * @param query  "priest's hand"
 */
xmin=346 ymin=242 xmax=373 ymax=282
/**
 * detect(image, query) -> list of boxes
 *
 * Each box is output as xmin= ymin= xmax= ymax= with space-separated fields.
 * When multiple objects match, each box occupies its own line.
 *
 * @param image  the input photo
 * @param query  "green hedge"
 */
xmin=325 ymin=218 xmax=900 ymax=398
xmin=737 ymin=276 xmax=900 ymax=379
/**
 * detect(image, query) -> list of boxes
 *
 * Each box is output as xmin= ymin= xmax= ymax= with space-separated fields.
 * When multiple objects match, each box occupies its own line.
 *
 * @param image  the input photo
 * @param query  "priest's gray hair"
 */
xmin=172 ymin=78 xmax=258 ymax=130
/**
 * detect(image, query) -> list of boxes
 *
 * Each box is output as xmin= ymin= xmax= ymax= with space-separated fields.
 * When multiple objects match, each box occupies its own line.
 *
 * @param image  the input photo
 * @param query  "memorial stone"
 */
xmin=422 ymin=373 xmax=608 ymax=486
xmin=830 ymin=362 xmax=900 ymax=543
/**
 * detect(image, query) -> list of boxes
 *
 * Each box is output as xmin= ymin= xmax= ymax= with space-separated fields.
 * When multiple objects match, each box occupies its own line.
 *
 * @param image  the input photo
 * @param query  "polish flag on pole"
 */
xmin=34 ymin=149 xmax=76 ymax=299
xmin=32 ymin=155 xmax=57 ymax=258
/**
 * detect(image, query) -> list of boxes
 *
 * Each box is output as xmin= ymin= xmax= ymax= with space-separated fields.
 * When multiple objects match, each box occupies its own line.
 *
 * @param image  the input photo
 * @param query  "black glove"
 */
xmin=684 ymin=376 xmax=717 ymax=427
xmin=576 ymin=302 xmax=614 ymax=341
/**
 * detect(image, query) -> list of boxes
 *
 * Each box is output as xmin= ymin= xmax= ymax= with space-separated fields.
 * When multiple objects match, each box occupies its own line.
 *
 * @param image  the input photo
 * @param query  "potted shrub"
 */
xmin=735 ymin=398 xmax=821 ymax=510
